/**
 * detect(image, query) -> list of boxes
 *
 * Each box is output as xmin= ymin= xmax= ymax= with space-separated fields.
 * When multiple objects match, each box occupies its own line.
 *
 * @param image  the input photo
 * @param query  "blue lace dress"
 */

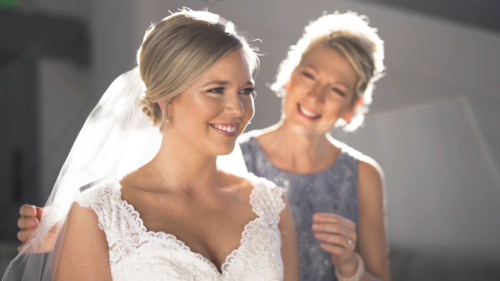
xmin=239 ymin=131 xmax=361 ymax=281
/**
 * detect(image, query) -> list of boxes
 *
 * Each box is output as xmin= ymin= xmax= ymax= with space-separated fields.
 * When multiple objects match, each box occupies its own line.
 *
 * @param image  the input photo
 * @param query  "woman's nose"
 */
xmin=307 ymin=83 xmax=326 ymax=103
xmin=224 ymin=93 xmax=245 ymax=117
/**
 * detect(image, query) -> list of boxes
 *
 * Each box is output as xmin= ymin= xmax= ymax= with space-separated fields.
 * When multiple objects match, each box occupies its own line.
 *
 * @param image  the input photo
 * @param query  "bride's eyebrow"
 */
xmin=201 ymin=80 xmax=254 ymax=87
xmin=201 ymin=80 xmax=230 ymax=87
xmin=244 ymin=81 xmax=255 ymax=87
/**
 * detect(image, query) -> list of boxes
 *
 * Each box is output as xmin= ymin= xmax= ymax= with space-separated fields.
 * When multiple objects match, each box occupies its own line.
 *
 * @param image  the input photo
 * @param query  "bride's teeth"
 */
xmin=212 ymin=124 xmax=237 ymax=133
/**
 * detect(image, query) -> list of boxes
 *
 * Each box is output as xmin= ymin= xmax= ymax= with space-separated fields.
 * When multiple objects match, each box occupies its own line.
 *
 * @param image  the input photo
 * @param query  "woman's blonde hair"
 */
xmin=271 ymin=12 xmax=385 ymax=132
xmin=138 ymin=9 xmax=259 ymax=131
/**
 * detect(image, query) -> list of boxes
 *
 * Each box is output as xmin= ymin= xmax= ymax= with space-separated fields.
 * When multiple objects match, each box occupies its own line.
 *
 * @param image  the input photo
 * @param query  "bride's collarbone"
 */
xmin=119 ymin=183 xmax=258 ymax=266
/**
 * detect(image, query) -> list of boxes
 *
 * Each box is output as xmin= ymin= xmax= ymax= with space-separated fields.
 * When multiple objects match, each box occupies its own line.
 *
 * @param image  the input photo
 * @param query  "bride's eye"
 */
xmin=208 ymin=87 xmax=225 ymax=94
xmin=240 ymin=88 xmax=255 ymax=95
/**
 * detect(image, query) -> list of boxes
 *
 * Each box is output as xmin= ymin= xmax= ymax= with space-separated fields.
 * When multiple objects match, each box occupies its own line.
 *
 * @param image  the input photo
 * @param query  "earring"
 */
xmin=165 ymin=116 xmax=171 ymax=124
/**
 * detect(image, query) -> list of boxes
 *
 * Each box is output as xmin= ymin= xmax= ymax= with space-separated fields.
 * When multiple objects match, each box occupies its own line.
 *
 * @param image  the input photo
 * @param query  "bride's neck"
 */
xmin=147 ymin=134 xmax=220 ymax=192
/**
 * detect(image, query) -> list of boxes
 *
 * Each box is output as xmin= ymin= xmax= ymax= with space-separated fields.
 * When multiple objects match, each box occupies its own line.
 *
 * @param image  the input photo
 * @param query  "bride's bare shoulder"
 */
xmin=118 ymin=164 xmax=157 ymax=192
xmin=56 ymin=202 xmax=111 ymax=280
xmin=67 ymin=202 xmax=100 ymax=228
xmin=219 ymin=171 xmax=255 ymax=194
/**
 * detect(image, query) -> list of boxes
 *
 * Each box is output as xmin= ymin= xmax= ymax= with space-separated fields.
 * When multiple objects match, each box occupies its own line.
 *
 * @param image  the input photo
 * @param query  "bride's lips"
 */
xmin=209 ymin=122 xmax=240 ymax=137
xmin=297 ymin=103 xmax=321 ymax=120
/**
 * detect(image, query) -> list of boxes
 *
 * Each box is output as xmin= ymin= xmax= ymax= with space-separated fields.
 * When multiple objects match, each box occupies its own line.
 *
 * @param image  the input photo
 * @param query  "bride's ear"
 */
xmin=158 ymin=101 xmax=165 ymax=111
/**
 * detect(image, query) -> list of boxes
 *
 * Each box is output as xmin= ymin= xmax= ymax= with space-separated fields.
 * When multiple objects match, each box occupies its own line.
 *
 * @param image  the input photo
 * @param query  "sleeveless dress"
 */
xmin=75 ymin=173 xmax=286 ymax=281
xmin=239 ymin=131 xmax=360 ymax=281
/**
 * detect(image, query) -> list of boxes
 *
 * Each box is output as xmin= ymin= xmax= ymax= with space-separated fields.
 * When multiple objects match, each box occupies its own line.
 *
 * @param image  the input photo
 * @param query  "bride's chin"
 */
xmin=218 ymin=146 xmax=236 ymax=156
xmin=212 ymin=142 xmax=236 ymax=156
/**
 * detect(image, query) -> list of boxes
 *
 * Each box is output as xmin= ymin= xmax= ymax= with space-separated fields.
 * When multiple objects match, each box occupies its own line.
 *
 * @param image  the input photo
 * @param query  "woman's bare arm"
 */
xmin=54 ymin=203 xmax=112 ymax=281
xmin=279 ymin=195 xmax=300 ymax=281
xmin=356 ymin=158 xmax=391 ymax=281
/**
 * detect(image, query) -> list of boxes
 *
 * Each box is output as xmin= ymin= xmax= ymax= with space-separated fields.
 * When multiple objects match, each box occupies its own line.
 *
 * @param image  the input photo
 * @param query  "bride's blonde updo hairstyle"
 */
xmin=271 ymin=12 xmax=385 ymax=132
xmin=138 ymin=9 xmax=259 ymax=131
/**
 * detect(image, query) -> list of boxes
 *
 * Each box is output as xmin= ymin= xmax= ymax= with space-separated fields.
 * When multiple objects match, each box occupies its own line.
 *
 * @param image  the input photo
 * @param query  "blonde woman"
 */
xmin=7 ymin=10 xmax=299 ymax=281
xmin=239 ymin=13 xmax=390 ymax=281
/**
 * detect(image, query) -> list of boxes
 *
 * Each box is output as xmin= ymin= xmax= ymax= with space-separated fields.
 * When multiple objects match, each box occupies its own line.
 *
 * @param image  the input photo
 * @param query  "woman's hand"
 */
xmin=17 ymin=205 xmax=42 ymax=252
xmin=312 ymin=213 xmax=359 ymax=277
xmin=17 ymin=204 xmax=59 ymax=253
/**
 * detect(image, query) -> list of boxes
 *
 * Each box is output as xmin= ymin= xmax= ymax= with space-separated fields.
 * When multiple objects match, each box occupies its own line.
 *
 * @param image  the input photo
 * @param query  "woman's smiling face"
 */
xmin=166 ymin=48 xmax=255 ymax=156
xmin=282 ymin=42 xmax=358 ymax=136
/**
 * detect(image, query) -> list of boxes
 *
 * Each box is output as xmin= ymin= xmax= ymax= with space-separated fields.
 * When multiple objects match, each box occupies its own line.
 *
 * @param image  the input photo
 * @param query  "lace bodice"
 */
xmin=75 ymin=174 xmax=286 ymax=281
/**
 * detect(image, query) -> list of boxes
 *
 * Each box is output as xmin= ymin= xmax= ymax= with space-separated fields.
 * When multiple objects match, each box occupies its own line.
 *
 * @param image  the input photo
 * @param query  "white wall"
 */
xmin=332 ymin=98 xmax=500 ymax=259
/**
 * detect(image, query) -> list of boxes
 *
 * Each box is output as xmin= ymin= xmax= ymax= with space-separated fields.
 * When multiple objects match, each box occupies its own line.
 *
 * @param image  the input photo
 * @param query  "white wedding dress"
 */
xmin=75 ymin=173 xmax=286 ymax=281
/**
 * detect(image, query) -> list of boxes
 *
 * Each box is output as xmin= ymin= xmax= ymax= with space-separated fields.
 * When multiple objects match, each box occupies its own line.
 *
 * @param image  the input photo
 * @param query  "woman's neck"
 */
xmin=144 ymin=132 xmax=222 ymax=194
xmin=258 ymin=122 xmax=339 ymax=174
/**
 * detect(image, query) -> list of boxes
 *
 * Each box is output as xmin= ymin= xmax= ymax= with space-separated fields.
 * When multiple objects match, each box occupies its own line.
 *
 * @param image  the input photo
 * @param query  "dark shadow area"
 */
xmin=0 ymin=9 xmax=90 ymax=242
xmin=391 ymin=246 xmax=500 ymax=280
xmin=353 ymin=0 xmax=500 ymax=34
xmin=0 ymin=53 xmax=39 ymax=241
xmin=0 ymin=9 xmax=90 ymax=66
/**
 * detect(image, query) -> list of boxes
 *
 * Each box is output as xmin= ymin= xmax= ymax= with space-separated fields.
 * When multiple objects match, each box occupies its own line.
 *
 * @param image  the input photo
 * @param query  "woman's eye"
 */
xmin=240 ymin=88 xmax=256 ymax=95
xmin=208 ymin=87 xmax=224 ymax=94
xmin=302 ymin=72 xmax=314 ymax=80
xmin=332 ymin=88 xmax=346 ymax=97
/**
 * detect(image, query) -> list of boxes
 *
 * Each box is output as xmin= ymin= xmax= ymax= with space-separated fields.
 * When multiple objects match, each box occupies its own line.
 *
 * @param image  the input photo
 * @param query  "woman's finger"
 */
xmin=313 ymin=213 xmax=356 ymax=230
xmin=319 ymin=242 xmax=347 ymax=256
xmin=17 ymin=229 xmax=34 ymax=243
xmin=19 ymin=205 xmax=37 ymax=217
xmin=312 ymin=222 xmax=356 ymax=238
xmin=35 ymin=207 xmax=44 ymax=220
xmin=314 ymin=232 xmax=354 ymax=248
xmin=17 ymin=242 xmax=26 ymax=253
xmin=17 ymin=217 xmax=39 ymax=230
xmin=17 ymin=242 xmax=33 ymax=253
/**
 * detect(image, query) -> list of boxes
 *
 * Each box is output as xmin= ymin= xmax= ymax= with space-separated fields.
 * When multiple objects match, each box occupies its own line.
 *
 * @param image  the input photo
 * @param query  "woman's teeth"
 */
xmin=211 ymin=124 xmax=237 ymax=133
xmin=299 ymin=104 xmax=320 ymax=118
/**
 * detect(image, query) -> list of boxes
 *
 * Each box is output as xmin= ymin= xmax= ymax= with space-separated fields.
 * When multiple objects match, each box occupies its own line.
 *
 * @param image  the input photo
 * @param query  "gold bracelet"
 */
xmin=334 ymin=253 xmax=365 ymax=281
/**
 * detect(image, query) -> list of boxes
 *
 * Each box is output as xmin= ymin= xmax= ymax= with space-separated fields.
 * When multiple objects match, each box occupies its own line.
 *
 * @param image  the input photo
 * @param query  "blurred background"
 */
xmin=1 ymin=0 xmax=499 ymax=280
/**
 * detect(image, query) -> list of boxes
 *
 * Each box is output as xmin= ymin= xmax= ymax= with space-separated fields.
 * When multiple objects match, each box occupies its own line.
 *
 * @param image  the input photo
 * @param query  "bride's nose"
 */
xmin=223 ymin=93 xmax=245 ymax=117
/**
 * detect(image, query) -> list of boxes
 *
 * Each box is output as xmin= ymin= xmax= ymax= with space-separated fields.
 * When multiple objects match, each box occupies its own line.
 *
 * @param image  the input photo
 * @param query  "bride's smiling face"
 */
xmin=166 ymin=48 xmax=255 ymax=156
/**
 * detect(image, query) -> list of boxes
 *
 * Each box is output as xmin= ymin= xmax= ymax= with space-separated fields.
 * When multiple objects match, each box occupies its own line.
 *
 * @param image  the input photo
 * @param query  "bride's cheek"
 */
xmin=195 ymin=93 xmax=223 ymax=108
xmin=245 ymin=102 xmax=255 ymax=123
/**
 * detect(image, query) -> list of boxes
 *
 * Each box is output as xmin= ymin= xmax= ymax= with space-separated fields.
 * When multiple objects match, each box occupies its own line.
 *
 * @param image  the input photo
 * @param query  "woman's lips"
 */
xmin=297 ymin=103 xmax=321 ymax=120
xmin=209 ymin=123 xmax=239 ymax=137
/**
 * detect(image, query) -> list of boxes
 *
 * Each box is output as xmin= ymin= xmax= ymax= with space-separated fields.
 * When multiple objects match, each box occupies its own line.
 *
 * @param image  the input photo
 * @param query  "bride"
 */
xmin=4 ymin=9 xmax=298 ymax=281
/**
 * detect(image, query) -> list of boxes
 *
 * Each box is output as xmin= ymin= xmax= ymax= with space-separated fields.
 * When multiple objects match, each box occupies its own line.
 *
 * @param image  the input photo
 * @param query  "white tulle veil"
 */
xmin=2 ymin=66 xmax=248 ymax=281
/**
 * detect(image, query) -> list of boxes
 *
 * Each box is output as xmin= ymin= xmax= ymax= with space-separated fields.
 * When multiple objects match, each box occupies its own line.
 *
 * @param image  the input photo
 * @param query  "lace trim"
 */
xmin=110 ymin=178 xmax=269 ymax=277
xmin=219 ymin=174 xmax=285 ymax=276
xmin=247 ymin=173 xmax=286 ymax=222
